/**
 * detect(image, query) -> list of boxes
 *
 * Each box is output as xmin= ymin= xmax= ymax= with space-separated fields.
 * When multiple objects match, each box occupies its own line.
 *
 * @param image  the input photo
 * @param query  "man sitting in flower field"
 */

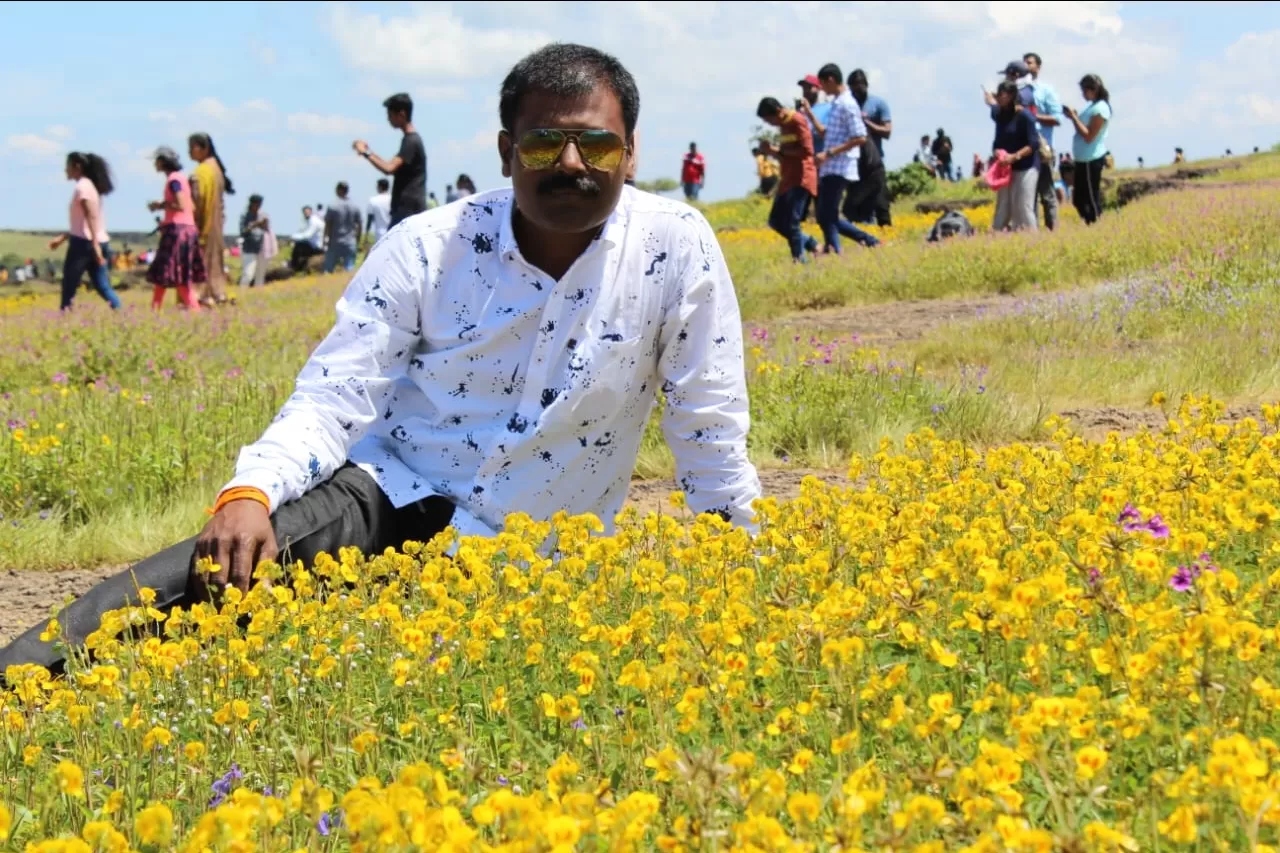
xmin=1 ymin=43 xmax=761 ymax=673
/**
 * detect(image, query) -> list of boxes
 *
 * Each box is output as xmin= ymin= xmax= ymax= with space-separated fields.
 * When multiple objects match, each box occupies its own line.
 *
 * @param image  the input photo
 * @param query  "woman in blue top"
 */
xmin=990 ymin=81 xmax=1041 ymax=232
xmin=1064 ymin=74 xmax=1112 ymax=224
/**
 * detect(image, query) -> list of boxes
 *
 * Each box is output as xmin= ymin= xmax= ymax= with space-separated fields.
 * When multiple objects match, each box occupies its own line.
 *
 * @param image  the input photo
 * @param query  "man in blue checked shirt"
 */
xmin=812 ymin=63 xmax=880 ymax=253
xmin=1023 ymin=52 xmax=1063 ymax=231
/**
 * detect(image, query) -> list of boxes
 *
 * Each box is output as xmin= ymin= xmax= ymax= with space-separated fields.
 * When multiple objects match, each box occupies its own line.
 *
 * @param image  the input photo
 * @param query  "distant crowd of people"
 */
xmin=30 ymin=59 xmax=1263 ymax=306
xmin=749 ymin=63 xmax=890 ymax=262
xmin=44 ymin=91 xmax=481 ymax=312
xmin=732 ymin=51 xmax=1118 ymax=261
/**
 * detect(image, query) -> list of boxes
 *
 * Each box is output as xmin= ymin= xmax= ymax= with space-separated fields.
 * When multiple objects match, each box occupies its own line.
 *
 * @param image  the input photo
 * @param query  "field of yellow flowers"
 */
xmin=4 ymin=396 xmax=1280 ymax=850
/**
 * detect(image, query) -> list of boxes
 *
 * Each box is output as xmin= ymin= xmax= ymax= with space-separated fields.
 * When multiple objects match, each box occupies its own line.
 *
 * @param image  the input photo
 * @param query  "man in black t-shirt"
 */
xmin=353 ymin=92 xmax=428 ymax=226
xmin=931 ymin=127 xmax=954 ymax=181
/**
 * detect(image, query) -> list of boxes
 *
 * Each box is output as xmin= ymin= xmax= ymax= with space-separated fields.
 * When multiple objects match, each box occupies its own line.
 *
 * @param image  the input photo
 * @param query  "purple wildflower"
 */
xmin=1144 ymin=514 xmax=1170 ymax=538
xmin=209 ymin=763 xmax=244 ymax=808
xmin=1117 ymin=503 xmax=1142 ymax=525
xmin=614 ymin=707 xmax=625 ymax=718
xmin=317 ymin=812 xmax=332 ymax=837
xmin=571 ymin=717 xmax=587 ymax=731
xmin=1169 ymin=565 xmax=1196 ymax=592
xmin=497 ymin=775 xmax=510 ymax=787
xmin=51 ymin=372 xmax=68 ymax=384
xmin=1087 ymin=567 xmax=1103 ymax=587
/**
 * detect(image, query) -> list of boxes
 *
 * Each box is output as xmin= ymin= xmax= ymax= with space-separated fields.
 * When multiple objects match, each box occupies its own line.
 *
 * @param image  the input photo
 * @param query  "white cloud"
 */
xmin=45 ymin=124 xmax=74 ymax=141
xmin=1240 ymin=93 xmax=1280 ymax=125
xmin=444 ymin=127 xmax=500 ymax=159
xmin=4 ymin=133 xmax=64 ymax=161
xmin=287 ymin=112 xmax=374 ymax=135
xmin=326 ymin=3 xmax=551 ymax=79
xmin=178 ymin=97 xmax=276 ymax=131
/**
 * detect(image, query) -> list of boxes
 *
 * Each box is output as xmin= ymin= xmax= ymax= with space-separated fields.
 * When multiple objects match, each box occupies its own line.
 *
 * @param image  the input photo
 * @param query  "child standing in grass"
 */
xmin=146 ymin=146 xmax=204 ymax=310
xmin=50 ymin=151 xmax=122 ymax=311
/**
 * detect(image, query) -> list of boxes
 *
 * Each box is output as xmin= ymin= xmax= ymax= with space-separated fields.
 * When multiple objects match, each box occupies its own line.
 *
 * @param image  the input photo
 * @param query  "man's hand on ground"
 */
xmin=193 ymin=499 xmax=278 ymax=597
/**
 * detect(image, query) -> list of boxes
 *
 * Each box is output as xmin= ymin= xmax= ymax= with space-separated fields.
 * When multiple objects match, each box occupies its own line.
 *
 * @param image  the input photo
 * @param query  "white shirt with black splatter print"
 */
xmin=221 ymin=186 xmax=761 ymax=540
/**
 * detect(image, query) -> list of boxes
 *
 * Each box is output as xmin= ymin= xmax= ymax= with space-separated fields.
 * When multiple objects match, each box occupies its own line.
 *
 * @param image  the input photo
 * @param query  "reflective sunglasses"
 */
xmin=513 ymin=128 xmax=628 ymax=172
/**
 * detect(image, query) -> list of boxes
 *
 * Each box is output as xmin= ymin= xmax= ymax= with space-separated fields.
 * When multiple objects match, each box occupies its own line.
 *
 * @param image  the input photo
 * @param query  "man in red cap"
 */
xmin=796 ymin=74 xmax=832 ymax=153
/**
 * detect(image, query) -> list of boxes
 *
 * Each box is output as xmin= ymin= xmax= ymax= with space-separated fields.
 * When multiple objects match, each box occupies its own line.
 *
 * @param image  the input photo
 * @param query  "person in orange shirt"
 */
xmin=755 ymin=98 xmax=819 ymax=262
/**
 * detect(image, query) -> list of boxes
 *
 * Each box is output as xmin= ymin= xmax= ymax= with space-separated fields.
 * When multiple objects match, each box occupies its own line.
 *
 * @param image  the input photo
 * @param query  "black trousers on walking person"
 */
xmin=841 ymin=165 xmax=892 ymax=227
xmin=1073 ymin=157 xmax=1107 ymax=225
xmin=0 ymin=464 xmax=456 ymax=675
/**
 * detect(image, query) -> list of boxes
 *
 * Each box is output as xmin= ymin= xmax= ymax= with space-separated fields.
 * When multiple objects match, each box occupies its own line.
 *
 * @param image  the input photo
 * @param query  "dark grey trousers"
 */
xmin=0 ymin=464 xmax=454 ymax=674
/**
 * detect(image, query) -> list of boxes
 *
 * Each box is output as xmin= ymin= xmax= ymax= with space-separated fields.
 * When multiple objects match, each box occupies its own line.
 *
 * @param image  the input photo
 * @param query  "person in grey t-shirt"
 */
xmin=323 ymin=182 xmax=363 ymax=274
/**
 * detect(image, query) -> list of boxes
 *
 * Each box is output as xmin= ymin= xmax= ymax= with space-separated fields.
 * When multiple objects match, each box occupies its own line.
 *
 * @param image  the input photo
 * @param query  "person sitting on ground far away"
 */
xmin=915 ymin=134 xmax=937 ymax=176
xmin=289 ymin=205 xmax=325 ymax=273
xmin=0 ymin=42 xmax=762 ymax=675
xmin=1174 ymin=147 xmax=1185 ymax=164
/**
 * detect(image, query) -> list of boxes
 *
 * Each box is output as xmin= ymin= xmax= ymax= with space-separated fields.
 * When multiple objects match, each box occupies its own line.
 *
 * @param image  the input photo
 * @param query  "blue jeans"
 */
xmin=61 ymin=236 xmax=121 ymax=310
xmin=816 ymin=175 xmax=881 ymax=253
xmin=683 ymin=182 xmax=701 ymax=201
xmin=767 ymin=186 xmax=819 ymax=261
xmin=322 ymin=243 xmax=357 ymax=274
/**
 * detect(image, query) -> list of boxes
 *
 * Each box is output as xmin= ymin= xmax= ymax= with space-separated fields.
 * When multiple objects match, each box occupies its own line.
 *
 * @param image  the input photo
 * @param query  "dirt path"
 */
xmin=0 ymin=565 xmax=124 ymax=645
xmin=1059 ymin=403 xmax=1264 ymax=438
xmin=773 ymin=281 xmax=1129 ymax=344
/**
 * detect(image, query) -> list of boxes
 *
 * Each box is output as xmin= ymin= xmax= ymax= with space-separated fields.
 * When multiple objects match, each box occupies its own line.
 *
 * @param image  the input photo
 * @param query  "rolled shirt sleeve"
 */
xmin=657 ymin=212 xmax=762 ymax=529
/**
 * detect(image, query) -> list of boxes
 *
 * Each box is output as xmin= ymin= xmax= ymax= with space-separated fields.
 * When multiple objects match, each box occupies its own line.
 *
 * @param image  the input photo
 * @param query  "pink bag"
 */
xmin=985 ymin=160 xmax=1012 ymax=190
xmin=261 ymin=229 xmax=279 ymax=261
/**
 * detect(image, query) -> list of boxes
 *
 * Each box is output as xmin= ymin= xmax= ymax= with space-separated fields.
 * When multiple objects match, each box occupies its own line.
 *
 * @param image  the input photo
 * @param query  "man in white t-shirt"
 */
xmin=365 ymin=178 xmax=392 ymax=246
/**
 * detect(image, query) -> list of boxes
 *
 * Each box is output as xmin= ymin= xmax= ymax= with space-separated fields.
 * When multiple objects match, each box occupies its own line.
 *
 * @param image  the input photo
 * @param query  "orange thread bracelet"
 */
xmin=209 ymin=486 xmax=271 ymax=516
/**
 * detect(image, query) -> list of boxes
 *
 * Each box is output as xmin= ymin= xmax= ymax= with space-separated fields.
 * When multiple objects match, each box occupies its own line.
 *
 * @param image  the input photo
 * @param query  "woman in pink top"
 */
xmin=49 ymin=152 xmax=121 ymax=311
xmin=145 ymin=146 xmax=205 ymax=310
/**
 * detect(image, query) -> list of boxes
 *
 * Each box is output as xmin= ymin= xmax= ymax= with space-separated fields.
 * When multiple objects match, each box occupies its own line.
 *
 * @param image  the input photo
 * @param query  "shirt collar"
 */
xmin=496 ymin=186 xmax=630 ymax=261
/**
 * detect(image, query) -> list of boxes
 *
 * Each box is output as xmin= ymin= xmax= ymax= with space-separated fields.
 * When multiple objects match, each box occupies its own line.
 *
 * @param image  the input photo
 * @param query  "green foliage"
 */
xmin=886 ymin=162 xmax=937 ymax=201
xmin=749 ymin=124 xmax=781 ymax=149
xmin=634 ymin=178 xmax=679 ymax=194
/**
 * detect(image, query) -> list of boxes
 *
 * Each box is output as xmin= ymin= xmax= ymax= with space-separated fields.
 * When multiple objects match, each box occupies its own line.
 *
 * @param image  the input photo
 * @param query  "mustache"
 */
xmin=537 ymin=173 xmax=602 ymax=196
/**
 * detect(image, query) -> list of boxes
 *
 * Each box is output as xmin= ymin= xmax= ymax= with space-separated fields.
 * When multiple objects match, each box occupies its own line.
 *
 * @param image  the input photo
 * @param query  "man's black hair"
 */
xmin=499 ymin=43 xmax=640 ymax=136
xmin=817 ymin=63 xmax=843 ymax=83
xmin=376 ymin=178 xmax=389 ymax=192
xmin=383 ymin=92 xmax=414 ymax=120
xmin=336 ymin=181 xmax=349 ymax=194
xmin=248 ymin=193 xmax=263 ymax=205
xmin=1024 ymin=52 xmax=1043 ymax=66
xmin=756 ymin=96 xmax=784 ymax=119
xmin=848 ymin=68 xmax=868 ymax=86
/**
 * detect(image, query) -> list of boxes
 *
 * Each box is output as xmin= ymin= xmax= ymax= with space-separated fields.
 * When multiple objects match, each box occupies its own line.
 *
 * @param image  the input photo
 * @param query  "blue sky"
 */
xmin=3 ymin=1 xmax=1279 ymax=231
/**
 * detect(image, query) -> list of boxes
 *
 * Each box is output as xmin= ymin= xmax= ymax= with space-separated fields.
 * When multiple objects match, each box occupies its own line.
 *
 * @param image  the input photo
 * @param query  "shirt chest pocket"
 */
xmin=557 ymin=278 xmax=661 ymax=419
